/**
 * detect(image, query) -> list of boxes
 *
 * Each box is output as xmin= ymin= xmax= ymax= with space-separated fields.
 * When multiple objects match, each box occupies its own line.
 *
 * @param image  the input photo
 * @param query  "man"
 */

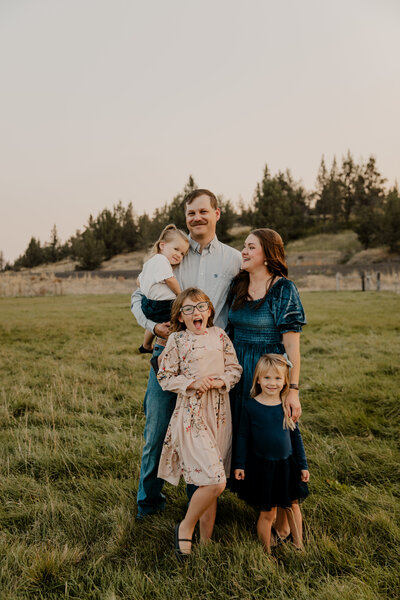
xmin=131 ymin=189 xmax=241 ymax=520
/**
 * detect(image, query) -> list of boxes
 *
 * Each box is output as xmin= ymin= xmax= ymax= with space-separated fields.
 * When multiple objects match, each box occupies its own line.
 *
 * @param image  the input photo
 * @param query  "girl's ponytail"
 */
xmin=151 ymin=224 xmax=189 ymax=256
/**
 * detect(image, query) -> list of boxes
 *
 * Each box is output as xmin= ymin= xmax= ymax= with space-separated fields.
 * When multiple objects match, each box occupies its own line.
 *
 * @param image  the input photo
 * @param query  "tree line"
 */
xmin=5 ymin=153 xmax=400 ymax=271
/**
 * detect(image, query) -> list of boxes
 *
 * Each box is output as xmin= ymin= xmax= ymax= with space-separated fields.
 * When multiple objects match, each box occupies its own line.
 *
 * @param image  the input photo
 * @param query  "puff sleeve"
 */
xmin=157 ymin=334 xmax=196 ymax=394
xmin=268 ymin=279 xmax=306 ymax=334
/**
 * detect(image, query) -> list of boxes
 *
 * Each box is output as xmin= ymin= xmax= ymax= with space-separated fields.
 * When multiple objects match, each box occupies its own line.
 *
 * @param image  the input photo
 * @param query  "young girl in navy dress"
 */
xmin=234 ymin=353 xmax=309 ymax=552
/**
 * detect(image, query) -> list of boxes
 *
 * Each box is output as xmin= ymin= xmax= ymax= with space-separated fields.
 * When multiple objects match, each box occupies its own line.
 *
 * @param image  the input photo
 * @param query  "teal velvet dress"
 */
xmin=228 ymin=277 xmax=306 ymax=435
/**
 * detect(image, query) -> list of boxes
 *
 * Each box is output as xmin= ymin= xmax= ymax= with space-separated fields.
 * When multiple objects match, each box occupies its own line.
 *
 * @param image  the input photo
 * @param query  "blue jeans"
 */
xmin=137 ymin=345 xmax=176 ymax=516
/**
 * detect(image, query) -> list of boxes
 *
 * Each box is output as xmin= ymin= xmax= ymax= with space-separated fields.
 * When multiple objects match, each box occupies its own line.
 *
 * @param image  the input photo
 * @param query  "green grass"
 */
xmin=1 ymin=292 xmax=399 ymax=599
xmin=286 ymin=230 xmax=362 ymax=254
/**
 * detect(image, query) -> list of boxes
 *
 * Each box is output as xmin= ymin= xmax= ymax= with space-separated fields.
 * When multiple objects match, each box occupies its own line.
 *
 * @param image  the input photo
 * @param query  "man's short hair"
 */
xmin=184 ymin=189 xmax=218 ymax=211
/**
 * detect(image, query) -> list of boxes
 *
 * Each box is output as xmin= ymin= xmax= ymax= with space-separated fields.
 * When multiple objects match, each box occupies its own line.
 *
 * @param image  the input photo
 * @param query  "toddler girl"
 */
xmin=234 ymin=353 xmax=309 ymax=552
xmin=137 ymin=224 xmax=189 ymax=354
xmin=157 ymin=287 xmax=242 ymax=559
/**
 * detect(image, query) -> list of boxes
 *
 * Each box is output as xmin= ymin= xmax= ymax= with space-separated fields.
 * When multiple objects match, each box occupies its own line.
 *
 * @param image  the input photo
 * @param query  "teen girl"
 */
xmin=234 ymin=354 xmax=309 ymax=552
xmin=137 ymin=224 xmax=189 ymax=354
xmin=157 ymin=287 xmax=242 ymax=558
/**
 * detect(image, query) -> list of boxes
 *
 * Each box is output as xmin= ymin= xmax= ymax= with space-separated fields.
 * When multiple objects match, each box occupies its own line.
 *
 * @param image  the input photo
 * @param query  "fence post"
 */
xmin=336 ymin=272 xmax=341 ymax=291
xmin=376 ymin=272 xmax=381 ymax=291
xmin=361 ymin=272 xmax=365 ymax=291
xmin=366 ymin=273 xmax=371 ymax=291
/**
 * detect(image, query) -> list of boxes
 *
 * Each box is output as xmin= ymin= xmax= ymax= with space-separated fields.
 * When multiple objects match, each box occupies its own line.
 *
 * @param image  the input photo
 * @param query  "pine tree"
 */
xmin=340 ymin=151 xmax=358 ymax=224
xmin=216 ymin=198 xmax=236 ymax=242
xmin=251 ymin=165 xmax=310 ymax=242
xmin=121 ymin=203 xmax=138 ymax=251
xmin=353 ymin=156 xmax=386 ymax=248
xmin=73 ymin=230 xmax=105 ymax=270
xmin=47 ymin=225 xmax=61 ymax=263
xmin=137 ymin=213 xmax=153 ymax=250
xmin=15 ymin=237 xmax=45 ymax=268
xmin=382 ymin=186 xmax=400 ymax=252
xmin=237 ymin=198 xmax=253 ymax=225
xmin=315 ymin=156 xmax=330 ymax=222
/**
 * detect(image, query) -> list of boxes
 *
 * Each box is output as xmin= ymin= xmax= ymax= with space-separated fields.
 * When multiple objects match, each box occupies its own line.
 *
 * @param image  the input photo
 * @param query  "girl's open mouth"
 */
xmin=193 ymin=317 xmax=203 ymax=330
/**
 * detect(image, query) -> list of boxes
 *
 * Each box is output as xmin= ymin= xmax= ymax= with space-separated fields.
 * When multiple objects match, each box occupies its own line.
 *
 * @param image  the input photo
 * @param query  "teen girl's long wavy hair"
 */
xmin=169 ymin=287 xmax=215 ymax=333
xmin=250 ymin=353 xmax=295 ymax=431
xmin=230 ymin=228 xmax=288 ymax=311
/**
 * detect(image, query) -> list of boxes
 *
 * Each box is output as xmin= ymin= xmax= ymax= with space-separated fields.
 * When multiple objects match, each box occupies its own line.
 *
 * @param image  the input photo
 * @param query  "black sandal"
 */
xmin=138 ymin=345 xmax=153 ymax=354
xmin=174 ymin=522 xmax=192 ymax=560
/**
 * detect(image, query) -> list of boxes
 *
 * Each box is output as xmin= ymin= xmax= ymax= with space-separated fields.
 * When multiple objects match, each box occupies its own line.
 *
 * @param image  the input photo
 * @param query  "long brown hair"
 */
xmin=170 ymin=288 xmax=215 ymax=333
xmin=231 ymin=228 xmax=288 ymax=311
xmin=250 ymin=353 xmax=295 ymax=430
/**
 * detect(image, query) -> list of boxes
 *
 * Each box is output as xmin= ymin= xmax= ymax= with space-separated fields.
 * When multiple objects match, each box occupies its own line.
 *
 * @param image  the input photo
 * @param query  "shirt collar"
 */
xmin=188 ymin=234 xmax=219 ymax=254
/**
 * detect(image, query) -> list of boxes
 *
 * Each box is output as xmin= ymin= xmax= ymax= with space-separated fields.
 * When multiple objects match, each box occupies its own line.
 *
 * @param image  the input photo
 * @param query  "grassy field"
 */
xmin=1 ymin=292 xmax=400 ymax=600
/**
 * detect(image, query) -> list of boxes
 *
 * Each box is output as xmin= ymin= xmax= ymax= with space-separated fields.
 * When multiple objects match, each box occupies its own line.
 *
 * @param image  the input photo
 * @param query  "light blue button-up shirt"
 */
xmin=131 ymin=235 xmax=242 ymax=331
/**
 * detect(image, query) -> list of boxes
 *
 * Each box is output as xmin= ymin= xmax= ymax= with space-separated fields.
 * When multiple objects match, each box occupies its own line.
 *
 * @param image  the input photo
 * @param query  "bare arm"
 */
xmin=164 ymin=276 xmax=181 ymax=296
xmin=282 ymin=331 xmax=302 ymax=422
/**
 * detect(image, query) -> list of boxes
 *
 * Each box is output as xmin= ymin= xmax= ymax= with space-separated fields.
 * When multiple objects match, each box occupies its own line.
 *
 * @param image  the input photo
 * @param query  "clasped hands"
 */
xmin=187 ymin=377 xmax=225 ymax=398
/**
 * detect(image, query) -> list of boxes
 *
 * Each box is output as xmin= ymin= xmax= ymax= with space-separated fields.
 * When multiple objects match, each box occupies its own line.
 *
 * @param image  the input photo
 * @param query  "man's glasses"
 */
xmin=180 ymin=301 xmax=210 ymax=316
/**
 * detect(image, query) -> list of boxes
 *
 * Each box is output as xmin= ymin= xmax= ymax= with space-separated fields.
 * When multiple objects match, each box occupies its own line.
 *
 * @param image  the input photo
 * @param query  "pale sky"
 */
xmin=1 ymin=0 xmax=399 ymax=263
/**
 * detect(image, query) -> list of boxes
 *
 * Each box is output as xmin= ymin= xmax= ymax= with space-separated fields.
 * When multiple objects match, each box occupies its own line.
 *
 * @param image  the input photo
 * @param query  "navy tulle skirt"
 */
xmin=234 ymin=453 xmax=309 ymax=511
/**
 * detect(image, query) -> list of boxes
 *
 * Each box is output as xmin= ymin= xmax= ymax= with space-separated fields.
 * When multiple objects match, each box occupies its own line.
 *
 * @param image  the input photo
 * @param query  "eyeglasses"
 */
xmin=180 ymin=301 xmax=210 ymax=315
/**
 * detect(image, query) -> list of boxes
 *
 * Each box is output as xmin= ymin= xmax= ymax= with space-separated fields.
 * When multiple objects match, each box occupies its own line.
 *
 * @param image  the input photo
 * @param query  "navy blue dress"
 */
xmin=228 ymin=278 xmax=306 ymax=435
xmin=234 ymin=399 xmax=309 ymax=510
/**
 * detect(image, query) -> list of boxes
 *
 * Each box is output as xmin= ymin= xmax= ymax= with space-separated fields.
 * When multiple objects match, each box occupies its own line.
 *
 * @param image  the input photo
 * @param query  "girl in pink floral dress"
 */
xmin=157 ymin=287 xmax=242 ymax=558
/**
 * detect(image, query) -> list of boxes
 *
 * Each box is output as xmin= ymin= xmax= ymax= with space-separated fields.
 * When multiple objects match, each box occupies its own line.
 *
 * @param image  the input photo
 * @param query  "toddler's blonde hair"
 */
xmin=151 ymin=224 xmax=189 ymax=256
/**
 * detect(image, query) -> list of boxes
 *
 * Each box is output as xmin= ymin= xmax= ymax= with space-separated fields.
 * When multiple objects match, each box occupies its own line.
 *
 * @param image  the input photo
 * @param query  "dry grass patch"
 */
xmin=0 ymin=272 xmax=135 ymax=297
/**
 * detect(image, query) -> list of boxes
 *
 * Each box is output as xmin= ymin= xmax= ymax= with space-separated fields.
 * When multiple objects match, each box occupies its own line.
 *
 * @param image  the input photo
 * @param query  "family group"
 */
xmin=131 ymin=189 xmax=308 ymax=559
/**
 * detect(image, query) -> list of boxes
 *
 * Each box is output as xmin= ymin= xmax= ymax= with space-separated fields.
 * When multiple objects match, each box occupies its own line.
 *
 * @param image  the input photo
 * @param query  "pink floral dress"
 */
xmin=157 ymin=327 xmax=242 ymax=486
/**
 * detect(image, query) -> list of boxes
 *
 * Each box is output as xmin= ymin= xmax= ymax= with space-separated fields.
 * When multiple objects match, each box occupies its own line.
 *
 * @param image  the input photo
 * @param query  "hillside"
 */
xmin=26 ymin=230 xmax=400 ymax=274
xmin=2 ymin=230 xmax=398 ymax=298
